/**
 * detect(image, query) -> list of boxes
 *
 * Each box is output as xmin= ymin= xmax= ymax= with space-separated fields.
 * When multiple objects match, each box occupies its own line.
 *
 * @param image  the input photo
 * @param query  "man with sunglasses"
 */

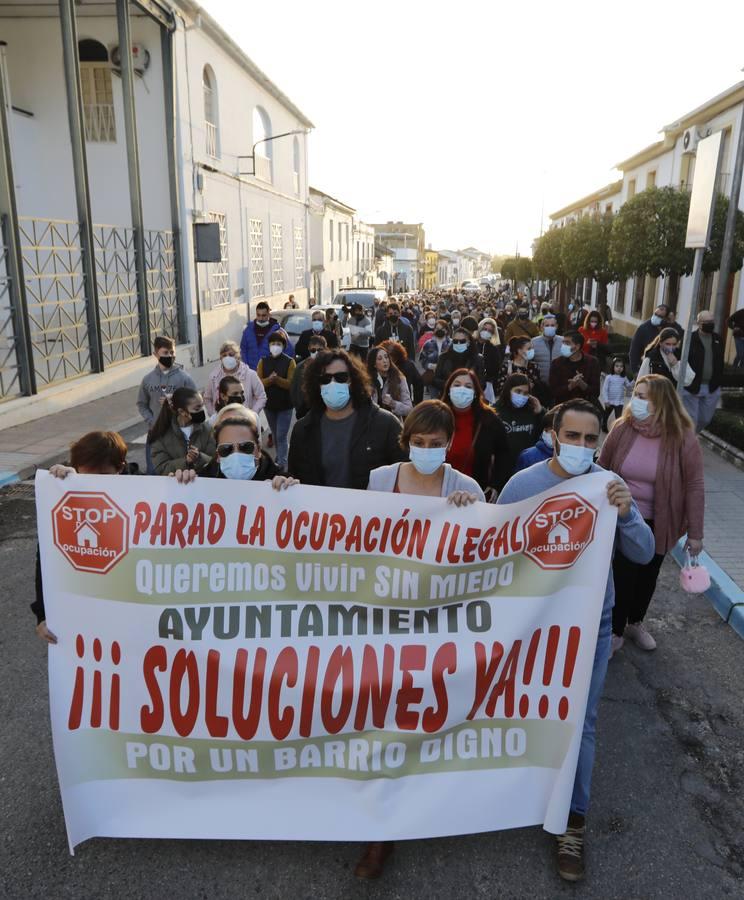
xmin=288 ymin=349 xmax=407 ymax=489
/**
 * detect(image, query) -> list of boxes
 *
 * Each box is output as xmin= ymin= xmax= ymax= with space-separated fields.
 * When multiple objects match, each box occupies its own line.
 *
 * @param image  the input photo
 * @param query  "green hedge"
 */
xmin=720 ymin=392 xmax=744 ymax=412
xmin=706 ymin=409 xmax=744 ymax=452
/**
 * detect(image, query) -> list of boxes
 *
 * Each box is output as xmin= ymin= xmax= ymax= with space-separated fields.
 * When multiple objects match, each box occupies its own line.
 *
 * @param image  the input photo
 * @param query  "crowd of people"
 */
xmin=35 ymin=283 xmax=719 ymax=885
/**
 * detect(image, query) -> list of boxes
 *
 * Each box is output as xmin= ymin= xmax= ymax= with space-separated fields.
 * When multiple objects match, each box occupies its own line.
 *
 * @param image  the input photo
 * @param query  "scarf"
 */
xmin=605 ymin=418 xmax=686 ymax=554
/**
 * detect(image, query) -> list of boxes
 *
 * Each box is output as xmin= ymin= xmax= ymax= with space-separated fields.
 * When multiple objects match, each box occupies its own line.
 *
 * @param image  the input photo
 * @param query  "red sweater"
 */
xmin=447 ymin=407 xmax=475 ymax=476
xmin=579 ymin=325 xmax=609 ymax=355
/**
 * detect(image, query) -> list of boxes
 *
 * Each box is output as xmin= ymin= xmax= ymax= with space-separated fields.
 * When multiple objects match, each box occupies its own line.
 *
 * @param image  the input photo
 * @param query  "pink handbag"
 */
xmin=679 ymin=552 xmax=711 ymax=594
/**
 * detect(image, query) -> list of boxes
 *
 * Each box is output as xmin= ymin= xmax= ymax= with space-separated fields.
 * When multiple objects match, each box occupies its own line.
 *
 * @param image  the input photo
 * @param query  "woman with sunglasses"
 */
xmin=149 ymin=387 xmax=216 ymax=476
xmin=357 ymin=399 xmax=483 ymax=880
xmin=288 ymin=348 xmax=407 ymax=489
xmin=202 ymin=415 xmax=298 ymax=488
xmin=432 ymin=327 xmax=486 ymax=396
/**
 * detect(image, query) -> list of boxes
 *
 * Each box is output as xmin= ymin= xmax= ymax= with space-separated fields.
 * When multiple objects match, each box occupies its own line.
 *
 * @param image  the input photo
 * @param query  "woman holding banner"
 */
xmin=358 ymin=400 xmax=484 ymax=879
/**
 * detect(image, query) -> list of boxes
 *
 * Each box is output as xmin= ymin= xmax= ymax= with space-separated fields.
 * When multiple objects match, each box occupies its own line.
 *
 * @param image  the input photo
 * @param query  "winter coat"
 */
xmin=240 ymin=318 xmax=295 ymax=369
xmin=204 ymin=360 xmax=266 ymax=415
xmin=150 ymin=418 xmax=216 ymax=475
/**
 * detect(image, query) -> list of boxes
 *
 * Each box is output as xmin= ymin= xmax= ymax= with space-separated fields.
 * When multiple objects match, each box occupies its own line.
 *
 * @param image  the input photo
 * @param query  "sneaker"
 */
xmin=610 ymin=634 xmax=624 ymax=658
xmin=625 ymin=622 xmax=656 ymax=651
xmin=556 ymin=812 xmax=585 ymax=882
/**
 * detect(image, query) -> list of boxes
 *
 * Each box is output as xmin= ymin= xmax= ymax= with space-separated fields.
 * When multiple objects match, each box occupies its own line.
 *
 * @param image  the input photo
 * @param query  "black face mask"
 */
xmin=190 ymin=409 xmax=206 ymax=424
xmin=435 ymin=329 xmax=446 ymax=338
xmin=388 ymin=315 xmax=399 ymax=323
xmin=518 ymin=310 xmax=529 ymax=319
xmin=158 ymin=355 xmax=174 ymax=368
xmin=700 ymin=322 xmax=714 ymax=334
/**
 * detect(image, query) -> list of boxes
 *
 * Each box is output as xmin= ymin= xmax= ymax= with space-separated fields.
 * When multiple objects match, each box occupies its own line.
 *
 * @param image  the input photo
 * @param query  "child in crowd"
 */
xmin=601 ymin=357 xmax=633 ymax=432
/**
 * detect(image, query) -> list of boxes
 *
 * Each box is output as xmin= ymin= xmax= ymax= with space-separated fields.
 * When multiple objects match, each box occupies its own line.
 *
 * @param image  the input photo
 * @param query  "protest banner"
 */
xmin=35 ymin=469 xmax=618 ymax=851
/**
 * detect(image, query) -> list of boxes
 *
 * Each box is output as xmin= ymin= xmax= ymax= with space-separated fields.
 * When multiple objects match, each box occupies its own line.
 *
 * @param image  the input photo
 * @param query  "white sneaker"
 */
xmin=625 ymin=622 xmax=657 ymax=651
xmin=610 ymin=634 xmax=624 ymax=658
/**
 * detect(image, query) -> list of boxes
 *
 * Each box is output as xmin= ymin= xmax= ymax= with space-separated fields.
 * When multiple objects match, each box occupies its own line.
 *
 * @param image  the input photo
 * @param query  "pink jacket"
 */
xmin=204 ymin=361 xmax=267 ymax=415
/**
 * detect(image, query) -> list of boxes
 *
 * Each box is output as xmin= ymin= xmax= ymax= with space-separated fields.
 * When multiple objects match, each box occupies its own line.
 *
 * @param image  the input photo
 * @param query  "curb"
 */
xmin=700 ymin=430 xmax=744 ymax=471
xmin=1 ymin=417 xmax=147 ymax=485
xmin=670 ymin=538 xmax=744 ymax=640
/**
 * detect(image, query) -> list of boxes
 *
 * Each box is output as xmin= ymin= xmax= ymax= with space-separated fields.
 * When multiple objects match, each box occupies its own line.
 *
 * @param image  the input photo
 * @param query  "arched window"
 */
xmin=253 ymin=106 xmax=272 ymax=182
xmin=292 ymin=135 xmax=301 ymax=195
xmin=203 ymin=65 xmax=219 ymax=158
xmin=78 ymin=39 xmax=115 ymax=142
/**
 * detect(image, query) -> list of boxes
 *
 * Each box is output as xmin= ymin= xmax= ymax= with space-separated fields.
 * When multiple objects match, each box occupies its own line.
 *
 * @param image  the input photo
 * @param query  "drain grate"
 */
xmin=0 ymin=480 xmax=36 ymax=499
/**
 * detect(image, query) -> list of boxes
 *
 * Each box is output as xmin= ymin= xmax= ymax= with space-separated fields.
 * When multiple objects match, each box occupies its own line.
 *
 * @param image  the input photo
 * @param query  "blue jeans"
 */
xmin=734 ymin=336 xmax=744 ymax=368
xmin=682 ymin=385 xmax=720 ymax=433
xmin=264 ymin=408 xmax=292 ymax=469
xmin=570 ymin=608 xmax=612 ymax=817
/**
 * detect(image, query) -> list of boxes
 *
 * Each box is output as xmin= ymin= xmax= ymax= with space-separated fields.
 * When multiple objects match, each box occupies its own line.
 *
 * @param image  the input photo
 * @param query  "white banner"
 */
xmin=35 ymin=469 xmax=617 ymax=851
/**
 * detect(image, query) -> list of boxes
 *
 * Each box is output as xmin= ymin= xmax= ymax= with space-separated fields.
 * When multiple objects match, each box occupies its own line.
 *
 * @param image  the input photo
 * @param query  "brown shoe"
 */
xmin=556 ymin=812 xmax=585 ymax=882
xmin=354 ymin=841 xmax=394 ymax=879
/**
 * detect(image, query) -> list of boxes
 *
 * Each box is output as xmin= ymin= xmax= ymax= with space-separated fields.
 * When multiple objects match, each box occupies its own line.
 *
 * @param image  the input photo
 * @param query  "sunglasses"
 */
xmin=452 ymin=339 xmax=469 ymax=346
xmin=320 ymin=372 xmax=350 ymax=384
xmin=216 ymin=441 xmax=256 ymax=458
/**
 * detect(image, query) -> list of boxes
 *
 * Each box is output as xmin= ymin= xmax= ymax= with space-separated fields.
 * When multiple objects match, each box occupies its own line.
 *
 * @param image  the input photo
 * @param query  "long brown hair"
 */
xmin=618 ymin=374 xmax=693 ymax=441
xmin=367 ymin=346 xmax=404 ymax=401
xmin=643 ymin=326 xmax=679 ymax=358
xmin=149 ymin=387 xmax=201 ymax=441
xmin=582 ymin=309 xmax=604 ymax=330
xmin=302 ymin=348 xmax=372 ymax=412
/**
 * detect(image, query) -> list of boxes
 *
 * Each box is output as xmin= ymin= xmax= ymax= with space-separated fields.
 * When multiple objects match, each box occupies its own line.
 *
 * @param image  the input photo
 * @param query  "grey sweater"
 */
xmin=368 ymin=462 xmax=485 ymax=500
xmin=498 ymin=461 xmax=655 ymax=613
xmin=136 ymin=364 xmax=197 ymax=427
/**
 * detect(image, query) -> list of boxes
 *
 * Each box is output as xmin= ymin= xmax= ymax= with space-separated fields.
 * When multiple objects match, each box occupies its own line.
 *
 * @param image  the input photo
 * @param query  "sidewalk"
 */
xmin=0 ymin=362 xmax=213 ymax=485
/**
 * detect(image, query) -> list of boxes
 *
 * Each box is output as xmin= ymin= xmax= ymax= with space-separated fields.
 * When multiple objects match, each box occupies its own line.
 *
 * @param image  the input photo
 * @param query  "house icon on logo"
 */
xmin=547 ymin=522 xmax=570 ymax=545
xmin=75 ymin=521 xmax=100 ymax=549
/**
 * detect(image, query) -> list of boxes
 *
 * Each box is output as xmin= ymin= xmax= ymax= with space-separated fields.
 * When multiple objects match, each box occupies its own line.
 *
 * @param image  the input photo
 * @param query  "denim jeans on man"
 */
xmin=682 ymin=385 xmax=720 ymax=433
xmin=264 ymin=408 xmax=293 ymax=470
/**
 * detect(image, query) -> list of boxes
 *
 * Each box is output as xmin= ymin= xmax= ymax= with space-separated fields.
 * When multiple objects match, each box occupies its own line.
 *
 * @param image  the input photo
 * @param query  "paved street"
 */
xmin=2 ymin=481 xmax=742 ymax=900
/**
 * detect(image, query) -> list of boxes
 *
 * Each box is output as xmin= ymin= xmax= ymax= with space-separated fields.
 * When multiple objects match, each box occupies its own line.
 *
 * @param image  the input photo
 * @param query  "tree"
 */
xmin=490 ymin=254 xmax=510 ymax=274
xmin=501 ymin=257 xmax=517 ymax=281
xmin=561 ymin=212 xmax=617 ymax=314
xmin=533 ymin=227 xmax=567 ymax=307
xmin=516 ymin=256 xmax=534 ymax=284
xmin=703 ymin=194 xmax=744 ymax=275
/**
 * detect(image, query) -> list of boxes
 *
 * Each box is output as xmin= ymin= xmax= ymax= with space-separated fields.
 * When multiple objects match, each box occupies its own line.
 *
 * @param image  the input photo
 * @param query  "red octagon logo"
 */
xmin=52 ymin=492 xmax=129 ymax=574
xmin=522 ymin=492 xmax=598 ymax=570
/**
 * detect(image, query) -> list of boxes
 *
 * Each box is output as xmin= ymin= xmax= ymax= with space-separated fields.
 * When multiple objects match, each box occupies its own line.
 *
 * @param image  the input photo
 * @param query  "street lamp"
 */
xmin=238 ymin=129 xmax=307 ymax=176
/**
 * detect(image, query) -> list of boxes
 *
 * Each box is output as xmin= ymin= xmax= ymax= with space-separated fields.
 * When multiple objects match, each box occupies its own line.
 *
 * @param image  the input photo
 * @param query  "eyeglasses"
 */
xmin=216 ymin=441 xmax=255 ymax=458
xmin=319 ymin=372 xmax=350 ymax=384
xmin=226 ymin=394 xmax=245 ymax=403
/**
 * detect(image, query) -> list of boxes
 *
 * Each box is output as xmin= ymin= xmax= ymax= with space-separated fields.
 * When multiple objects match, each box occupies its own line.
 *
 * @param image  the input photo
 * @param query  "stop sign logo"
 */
xmin=523 ymin=492 xmax=598 ymax=570
xmin=52 ymin=492 xmax=129 ymax=574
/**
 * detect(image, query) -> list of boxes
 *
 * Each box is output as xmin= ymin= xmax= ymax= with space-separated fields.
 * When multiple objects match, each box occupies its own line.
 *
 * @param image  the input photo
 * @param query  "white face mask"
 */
xmin=480 ymin=330 xmax=493 ymax=341
xmin=409 ymin=446 xmax=447 ymax=475
xmin=269 ymin=344 xmax=283 ymax=358
xmin=555 ymin=438 xmax=595 ymax=476
xmin=427 ymin=318 xmax=436 ymax=328
xmin=630 ymin=397 xmax=651 ymax=420
xmin=221 ymin=355 xmax=238 ymax=371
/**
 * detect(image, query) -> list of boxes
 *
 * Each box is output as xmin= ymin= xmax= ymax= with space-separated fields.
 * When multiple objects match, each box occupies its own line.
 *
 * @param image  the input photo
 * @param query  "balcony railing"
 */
xmin=84 ymin=104 xmax=116 ymax=142
xmin=205 ymin=121 xmax=218 ymax=159
xmin=255 ymin=154 xmax=272 ymax=183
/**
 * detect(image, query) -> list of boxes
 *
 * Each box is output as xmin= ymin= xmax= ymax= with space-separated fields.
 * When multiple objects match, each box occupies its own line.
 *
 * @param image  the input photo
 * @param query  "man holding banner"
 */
xmin=498 ymin=399 xmax=655 ymax=882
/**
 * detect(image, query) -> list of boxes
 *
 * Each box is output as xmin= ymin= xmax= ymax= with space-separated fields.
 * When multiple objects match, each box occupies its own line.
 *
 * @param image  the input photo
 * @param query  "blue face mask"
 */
xmin=452 ymin=342 xmax=468 ymax=354
xmin=312 ymin=320 xmax=324 ymax=332
xmin=409 ymin=446 xmax=447 ymax=475
xmin=525 ymin=348 xmax=535 ymax=361
xmin=511 ymin=391 xmax=529 ymax=408
xmin=556 ymin=439 xmax=595 ymax=476
xmin=219 ymin=452 xmax=257 ymax=480
xmin=543 ymin=326 xmax=557 ymax=337
xmin=320 ymin=380 xmax=351 ymax=410
xmin=560 ymin=343 xmax=573 ymax=358
xmin=449 ymin=386 xmax=475 ymax=409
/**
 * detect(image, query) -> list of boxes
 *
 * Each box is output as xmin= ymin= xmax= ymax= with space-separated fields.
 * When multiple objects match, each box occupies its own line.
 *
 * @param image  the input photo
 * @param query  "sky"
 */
xmin=200 ymin=0 xmax=744 ymax=257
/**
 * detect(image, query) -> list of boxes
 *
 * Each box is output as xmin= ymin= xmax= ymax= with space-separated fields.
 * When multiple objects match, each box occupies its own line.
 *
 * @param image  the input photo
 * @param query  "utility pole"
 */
xmin=713 ymin=104 xmax=744 ymax=334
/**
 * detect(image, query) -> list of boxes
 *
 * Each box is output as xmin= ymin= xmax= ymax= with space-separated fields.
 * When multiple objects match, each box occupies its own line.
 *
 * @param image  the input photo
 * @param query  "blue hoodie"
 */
xmin=515 ymin=437 xmax=553 ymax=472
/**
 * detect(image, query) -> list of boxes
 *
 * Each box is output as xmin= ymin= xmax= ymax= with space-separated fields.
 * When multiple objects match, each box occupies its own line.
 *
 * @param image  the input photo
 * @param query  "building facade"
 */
xmin=548 ymin=80 xmax=744 ymax=361
xmin=372 ymin=222 xmax=425 ymax=293
xmin=424 ymin=249 xmax=439 ymax=290
xmin=353 ymin=220 xmax=376 ymax=288
xmin=437 ymin=250 xmax=459 ymax=288
xmin=0 ymin=0 xmax=313 ymax=409
xmin=309 ymin=188 xmax=355 ymax=303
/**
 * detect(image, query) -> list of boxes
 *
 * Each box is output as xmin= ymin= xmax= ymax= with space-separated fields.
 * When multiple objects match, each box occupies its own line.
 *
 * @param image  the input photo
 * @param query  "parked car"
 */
xmin=331 ymin=288 xmax=387 ymax=312
xmin=271 ymin=307 xmax=350 ymax=350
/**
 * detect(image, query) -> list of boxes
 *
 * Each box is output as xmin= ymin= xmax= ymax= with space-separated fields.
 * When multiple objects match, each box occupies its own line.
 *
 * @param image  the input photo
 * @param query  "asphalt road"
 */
xmin=1 ymin=477 xmax=743 ymax=900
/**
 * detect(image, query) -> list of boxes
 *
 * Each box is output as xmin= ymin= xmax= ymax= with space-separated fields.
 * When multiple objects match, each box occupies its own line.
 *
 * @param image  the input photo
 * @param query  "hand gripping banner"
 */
xmin=35 ymin=469 xmax=618 ymax=851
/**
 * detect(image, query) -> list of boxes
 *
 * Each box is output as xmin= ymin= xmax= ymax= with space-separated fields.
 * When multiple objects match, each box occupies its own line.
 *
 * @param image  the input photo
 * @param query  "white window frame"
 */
xmin=293 ymin=225 xmax=305 ymax=289
xmin=207 ymin=212 xmax=230 ymax=306
xmin=203 ymin=66 xmax=219 ymax=159
xmin=271 ymin=223 xmax=284 ymax=294
xmin=249 ymin=218 xmax=264 ymax=299
xmin=80 ymin=62 xmax=116 ymax=142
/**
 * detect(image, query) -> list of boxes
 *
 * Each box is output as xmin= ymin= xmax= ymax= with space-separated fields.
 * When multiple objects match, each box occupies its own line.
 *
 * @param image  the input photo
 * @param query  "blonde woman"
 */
xmin=598 ymin=374 xmax=704 ymax=654
xmin=204 ymin=340 xmax=266 ymax=415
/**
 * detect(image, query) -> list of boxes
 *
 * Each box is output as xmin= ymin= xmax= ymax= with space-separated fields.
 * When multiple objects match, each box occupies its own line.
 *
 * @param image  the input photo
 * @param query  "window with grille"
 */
xmin=272 ymin=223 xmax=284 ymax=294
xmin=80 ymin=64 xmax=115 ymax=142
xmin=203 ymin=66 xmax=219 ymax=158
xmin=614 ymin=279 xmax=626 ymax=313
xmin=294 ymin=225 xmax=304 ymax=289
xmin=207 ymin=212 xmax=230 ymax=306
xmin=249 ymin=218 xmax=264 ymax=298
